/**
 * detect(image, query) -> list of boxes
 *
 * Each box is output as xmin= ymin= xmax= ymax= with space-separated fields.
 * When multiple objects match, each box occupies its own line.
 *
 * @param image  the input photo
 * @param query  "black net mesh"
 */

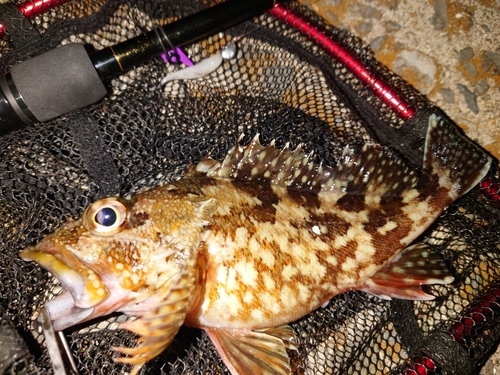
xmin=0 ymin=1 xmax=499 ymax=374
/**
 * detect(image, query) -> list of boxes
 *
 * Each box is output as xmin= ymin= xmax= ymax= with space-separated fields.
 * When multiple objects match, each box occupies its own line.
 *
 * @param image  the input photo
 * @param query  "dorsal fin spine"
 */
xmin=190 ymin=134 xmax=421 ymax=198
xmin=188 ymin=117 xmax=491 ymax=199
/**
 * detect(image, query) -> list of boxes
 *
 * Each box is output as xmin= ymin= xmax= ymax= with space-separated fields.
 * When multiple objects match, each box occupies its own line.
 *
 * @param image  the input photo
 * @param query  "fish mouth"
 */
xmin=43 ymin=291 xmax=95 ymax=331
xmin=20 ymin=243 xmax=109 ymax=331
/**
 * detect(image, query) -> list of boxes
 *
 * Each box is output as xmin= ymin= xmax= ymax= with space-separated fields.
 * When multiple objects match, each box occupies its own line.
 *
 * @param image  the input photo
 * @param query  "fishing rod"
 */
xmin=0 ymin=0 xmax=291 ymax=133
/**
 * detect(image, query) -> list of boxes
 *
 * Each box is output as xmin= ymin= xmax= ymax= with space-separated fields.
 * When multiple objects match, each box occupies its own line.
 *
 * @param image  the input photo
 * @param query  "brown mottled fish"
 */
xmin=21 ymin=115 xmax=491 ymax=375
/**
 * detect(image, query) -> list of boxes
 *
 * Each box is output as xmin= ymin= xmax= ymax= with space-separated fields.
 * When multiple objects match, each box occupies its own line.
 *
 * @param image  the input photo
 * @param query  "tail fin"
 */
xmin=424 ymin=115 xmax=492 ymax=200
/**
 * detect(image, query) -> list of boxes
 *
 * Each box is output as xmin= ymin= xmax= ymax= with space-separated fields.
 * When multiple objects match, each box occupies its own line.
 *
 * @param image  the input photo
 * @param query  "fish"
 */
xmin=20 ymin=114 xmax=492 ymax=375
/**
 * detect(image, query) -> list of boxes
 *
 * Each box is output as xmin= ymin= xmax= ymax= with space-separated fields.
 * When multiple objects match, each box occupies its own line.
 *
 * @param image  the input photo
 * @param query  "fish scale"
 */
xmin=186 ymin=180 xmax=340 ymax=326
xmin=20 ymin=115 xmax=492 ymax=375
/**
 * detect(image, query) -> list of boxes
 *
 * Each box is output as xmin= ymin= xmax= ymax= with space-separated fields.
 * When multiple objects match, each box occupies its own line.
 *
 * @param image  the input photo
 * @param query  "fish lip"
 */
xmin=20 ymin=241 xmax=109 ymax=309
xmin=22 ymin=241 xmax=134 ymax=331
xmin=20 ymin=244 xmax=98 ymax=330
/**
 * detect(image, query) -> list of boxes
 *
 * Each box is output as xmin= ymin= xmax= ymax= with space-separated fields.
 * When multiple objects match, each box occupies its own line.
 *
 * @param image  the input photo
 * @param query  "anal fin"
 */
xmin=205 ymin=325 xmax=296 ymax=375
xmin=360 ymin=243 xmax=454 ymax=301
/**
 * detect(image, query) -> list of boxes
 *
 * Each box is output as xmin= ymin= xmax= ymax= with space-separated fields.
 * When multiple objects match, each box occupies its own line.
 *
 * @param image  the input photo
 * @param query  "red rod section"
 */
xmin=269 ymin=3 xmax=417 ymax=121
xmin=0 ymin=0 xmax=69 ymax=38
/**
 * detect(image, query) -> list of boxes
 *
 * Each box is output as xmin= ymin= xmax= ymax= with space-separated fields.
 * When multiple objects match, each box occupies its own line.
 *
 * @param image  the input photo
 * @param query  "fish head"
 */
xmin=20 ymin=187 xmax=216 ymax=332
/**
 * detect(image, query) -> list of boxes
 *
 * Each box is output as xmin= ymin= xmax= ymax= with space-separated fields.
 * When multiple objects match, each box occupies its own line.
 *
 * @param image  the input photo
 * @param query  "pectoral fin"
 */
xmin=256 ymin=325 xmax=298 ymax=351
xmin=205 ymin=325 xmax=297 ymax=375
xmin=360 ymin=243 xmax=454 ymax=300
xmin=113 ymin=271 xmax=196 ymax=375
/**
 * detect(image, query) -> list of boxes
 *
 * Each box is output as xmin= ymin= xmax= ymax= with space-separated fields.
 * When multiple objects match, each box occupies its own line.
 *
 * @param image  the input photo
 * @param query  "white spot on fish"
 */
xmin=259 ymin=291 xmax=278 ymax=311
xmin=147 ymin=273 xmax=158 ymax=286
xmin=341 ymin=257 xmax=357 ymax=272
xmin=243 ymin=291 xmax=254 ymax=304
xmin=377 ymin=221 xmax=398 ymax=235
xmin=365 ymin=195 xmax=381 ymax=205
xmin=282 ymin=264 xmax=298 ymax=281
xmin=357 ymin=264 xmax=379 ymax=279
xmin=298 ymin=283 xmax=311 ymax=303
xmin=92 ymin=280 xmax=101 ymax=289
xmin=234 ymin=259 xmax=258 ymax=287
xmin=262 ymin=273 xmax=276 ymax=291
xmin=251 ymin=309 xmax=264 ymax=320
xmin=326 ymin=255 xmax=337 ymax=266
xmin=224 ymin=290 xmax=243 ymax=317
xmin=354 ymin=244 xmax=376 ymax=263
xmin=402 ymin=188 xmax=420 ymax=203
xmin=301 ymin=251 xmax=327 ymax=280
xmin=280 ymin=285 xmax=295 ymax=305
xmin=393 ymin=266 xmax=405 ymax=274
xmin=235 ymin=227 xmax=249 ymax=247
xmin=259 ymin=248 xmax=276 ymax=268
xmin=404 ymin=200 xmax=429 ymax=223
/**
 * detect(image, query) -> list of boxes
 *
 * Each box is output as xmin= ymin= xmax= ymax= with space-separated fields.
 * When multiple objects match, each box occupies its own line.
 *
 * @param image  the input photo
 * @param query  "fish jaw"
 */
xmin=20 ymin=239 xmax=133 ymax=331
xmin=20 ymin=245 xmax=107 ymax=309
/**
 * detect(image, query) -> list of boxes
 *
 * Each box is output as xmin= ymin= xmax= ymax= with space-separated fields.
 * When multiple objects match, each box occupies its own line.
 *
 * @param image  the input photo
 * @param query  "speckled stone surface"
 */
xmin=301 ymin=1 xmax=500 ymax=373
xmin=302 ymin=0 xmax=500 ymax=160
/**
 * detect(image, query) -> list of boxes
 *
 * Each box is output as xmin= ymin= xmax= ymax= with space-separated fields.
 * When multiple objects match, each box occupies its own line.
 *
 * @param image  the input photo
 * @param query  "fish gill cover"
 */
xmin=0 ymin=1 xmax=499 ymax=375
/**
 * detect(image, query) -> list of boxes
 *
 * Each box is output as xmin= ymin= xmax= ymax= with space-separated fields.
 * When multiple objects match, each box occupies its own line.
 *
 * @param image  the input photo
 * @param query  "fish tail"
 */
xmin=424 ymin=115 xmax=492 ymax=200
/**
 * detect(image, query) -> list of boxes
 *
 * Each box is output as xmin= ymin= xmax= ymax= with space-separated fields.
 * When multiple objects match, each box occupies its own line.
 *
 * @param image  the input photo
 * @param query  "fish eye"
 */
xmin=85 ymin=197 xmax=128 ymax=236
xmin=95 ymin=207 xmax=117 ymax=227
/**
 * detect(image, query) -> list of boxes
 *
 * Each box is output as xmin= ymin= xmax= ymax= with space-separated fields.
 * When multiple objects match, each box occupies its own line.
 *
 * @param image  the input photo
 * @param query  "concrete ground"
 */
xmin=301 ymin=0 xmax=500 ymax=373
xmin=302 ymin=0 xmax=500 ymax=159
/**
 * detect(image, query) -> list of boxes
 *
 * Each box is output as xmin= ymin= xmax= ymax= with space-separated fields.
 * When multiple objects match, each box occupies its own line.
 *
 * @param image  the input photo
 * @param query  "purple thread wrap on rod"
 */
xmin=161 ymin=48 xmax=194 ymax=66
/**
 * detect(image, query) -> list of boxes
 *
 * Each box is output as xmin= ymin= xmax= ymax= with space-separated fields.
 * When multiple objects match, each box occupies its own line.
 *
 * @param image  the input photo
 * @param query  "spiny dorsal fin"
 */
xmin=188 ymin=134 xmax=420 ymax=198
